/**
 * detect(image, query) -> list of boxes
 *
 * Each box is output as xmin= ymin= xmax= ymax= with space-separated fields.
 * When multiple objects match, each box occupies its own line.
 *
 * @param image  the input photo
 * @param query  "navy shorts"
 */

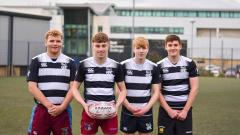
xmin=120 ymin=111 xmax=153 ymax=134
xmin=158 ymin=107 xmax=192 ymax=135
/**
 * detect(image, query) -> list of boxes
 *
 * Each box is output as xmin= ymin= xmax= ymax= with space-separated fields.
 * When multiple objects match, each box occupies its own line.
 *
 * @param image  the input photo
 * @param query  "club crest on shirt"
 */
xmin=106 ymin=67 xmax=113 ymax=74
xmin=162 ymin=68 xmax=169 ymax=73
xmin=180 ymin=66 xmax=187 ymax=72
xmin=127 ymin=70 xmax=133 ymax=75
xmin=145 ymin=70 xmax=152 ymax=77
xmin=61 ymin=63 xmax=68 ymax=69
xmin=87 ymin=68 xmax=94 ymax=73
xmin=41 ymin=62 xmax=47 ymax=67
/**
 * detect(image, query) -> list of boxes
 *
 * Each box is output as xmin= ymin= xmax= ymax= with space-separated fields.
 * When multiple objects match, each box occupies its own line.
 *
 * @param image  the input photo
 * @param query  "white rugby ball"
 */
xmin=88 ymin=101 xmax=116 ymax=119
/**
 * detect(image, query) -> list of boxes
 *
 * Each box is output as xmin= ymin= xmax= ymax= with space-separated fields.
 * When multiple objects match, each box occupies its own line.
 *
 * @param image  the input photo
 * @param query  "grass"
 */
xmin=0 ymin=77 xmax=240 ymax=135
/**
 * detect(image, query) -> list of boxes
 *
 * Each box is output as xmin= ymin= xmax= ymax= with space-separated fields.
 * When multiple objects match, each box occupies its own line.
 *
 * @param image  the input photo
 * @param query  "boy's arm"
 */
xmin=48 ymin=81 xmax=74 ymax=116
xmin=71 ymin=81 xmax=87 ymax=109
xmin=28 ymin=81 xmax=53 ymax=109
xmin=115 ymin=81 xmax=127 ymax=112
xmin=133 ymin=83 xmax=160 ymax=116
xmin=159 ymin=83 xmax=179 ymax=119
xmin=177 ymin=77 xmax=199 ymax=120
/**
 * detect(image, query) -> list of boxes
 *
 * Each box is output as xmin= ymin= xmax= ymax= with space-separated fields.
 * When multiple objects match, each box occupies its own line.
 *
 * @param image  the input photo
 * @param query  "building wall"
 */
xmin=103 ymin=15 xmax=240 ymax=60
xmin=12 ymin=17 xmax=49 ymax=66
xmin=0 ymin=15 xmax=9 ymax=66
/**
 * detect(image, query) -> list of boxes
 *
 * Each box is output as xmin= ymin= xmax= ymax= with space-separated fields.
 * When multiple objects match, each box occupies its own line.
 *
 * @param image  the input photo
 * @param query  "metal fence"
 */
xmin=0 ymin=40 xmax=45 ymax=76
xmin=1 ymin=40 xmax=240 ymax=76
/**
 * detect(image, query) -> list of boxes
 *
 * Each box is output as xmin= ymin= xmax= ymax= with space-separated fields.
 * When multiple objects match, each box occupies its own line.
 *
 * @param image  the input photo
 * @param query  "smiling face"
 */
xmin=45 ymin=35 xmax=62 ymax=56
xmin=164 ymin=35 xmax=182 ymax=58
xmin=91 ymin=32 xmax=109 ymax=60
xmin=92 ymin=42 xmax=109 ymax=59
xmin=44 ymin=30 xmax=63 ymax=58
xmin=165 ymin=40 xmax=182 ymax=57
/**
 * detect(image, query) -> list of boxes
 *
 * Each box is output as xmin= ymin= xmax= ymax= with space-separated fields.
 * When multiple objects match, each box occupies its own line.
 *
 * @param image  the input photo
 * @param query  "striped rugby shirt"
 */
xmin=27 ymin=52 xmax=76 ymax=104
xmin=157 ymin=56 xmax=198 ymax=109
xmin=121 ymin=58 xmax=161 ymax=115
xmin=75 ymin=57 xmax=124 ymax=103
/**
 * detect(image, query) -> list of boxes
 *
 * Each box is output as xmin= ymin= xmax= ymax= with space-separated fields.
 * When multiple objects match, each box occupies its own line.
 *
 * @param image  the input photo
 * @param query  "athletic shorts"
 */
xmin=120 ymin=111 xmax=153 ymax=134
xmin=158 ymin=107 xmax=192 ymax=135
xmin=27 ymin=104 xmax=72 ymax=135
xmin=81 ymin=110 xmax=118 ymax=135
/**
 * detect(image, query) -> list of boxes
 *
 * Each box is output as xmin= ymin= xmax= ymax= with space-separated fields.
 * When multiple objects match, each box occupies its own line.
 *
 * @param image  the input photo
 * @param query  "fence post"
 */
xmin=221 ymin=40 xmax=224 ymax=72
xmin=208 ymin=29 xmax=212 ymax=75
xmin=231 ymin=48 xmax=233 ymax=76
xmin=27 ymin=41 xmax=30 ymax=69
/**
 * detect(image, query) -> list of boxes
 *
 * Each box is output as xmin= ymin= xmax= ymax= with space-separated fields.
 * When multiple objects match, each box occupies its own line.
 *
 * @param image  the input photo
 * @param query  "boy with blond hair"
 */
xmin=27 ymin=29 xmax=76 ymax=135
xmin=120 ymin=37 xmax=160 ymax=135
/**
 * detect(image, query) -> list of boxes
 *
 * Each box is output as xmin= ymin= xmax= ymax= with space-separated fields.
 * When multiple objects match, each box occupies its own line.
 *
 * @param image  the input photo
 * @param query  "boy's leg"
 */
xmin=158 ymin=107 xmax=175 ymax=135
xmin=176 ymin=109 xmax=192 ymax=135
xmin=81 ymin=110 xmax=99 ymax=135
xmin=29 ymin=104 xmax=51 ymax=135
xmin=100 ymin=116 xmax=118 ymax=135
xmin=137 ymin=115 xmax=154 ymax=134
xmin=120 ymin=112 xmax=137 ymax=134
xmin=51 ymin=107 xmax=72 ymax=135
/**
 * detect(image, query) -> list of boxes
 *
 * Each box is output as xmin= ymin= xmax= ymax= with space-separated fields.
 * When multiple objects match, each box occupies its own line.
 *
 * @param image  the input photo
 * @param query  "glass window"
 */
xmin=221 ymin=12 xmax=229 ymax=18
xmin=211 ymin=12 xmax=220 ymax=17
xmin=114 ymin=9 xmax=240 ymax=18
xmin=175 ymin=11 xmax=184 ymax=17
xmin=165 ymin=11 xmax=174 ymax=17
xmin=98 ymin=26 xmax=103 ymax=32
xmin=198 ymin=11 xmax=207 ymax=17
xmin=189 ymin=11 xmax=197 ymax=17
xmin=111 ymin=26 xmax=184 ymax=35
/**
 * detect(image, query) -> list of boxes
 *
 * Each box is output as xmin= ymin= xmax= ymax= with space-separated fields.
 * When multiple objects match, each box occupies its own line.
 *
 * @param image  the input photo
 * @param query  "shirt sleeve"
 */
xmin=75 ymin=61 xmax=85 ymax=82
xmin=121 ymin=63 xmax=126 ymax=81
xmin=188 ymin=60 xmax=199 ymax=77
xmin=27 ymin=58 xmax=39 ymax=82
xmin=151 ymin=65 xmax=161 ymax=84
xmin=69 ymin=59 xmax=77 ymax=81
xmin=157 ymin=64 xmax=163 ymax=83
xmin=115 ymin=63 xmax=124 ymax=82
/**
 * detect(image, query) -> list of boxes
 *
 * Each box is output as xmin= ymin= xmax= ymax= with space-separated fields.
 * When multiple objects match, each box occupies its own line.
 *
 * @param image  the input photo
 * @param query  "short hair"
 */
xmin=133 ymin=37 xmax=149 ymax=49
xmin=45 ymin=29 xmax=63 ymax=41
xmin=92 ymin=32 xmax=109 ymax=43
xmin=165 ymin=34 xmax=181 ymax=45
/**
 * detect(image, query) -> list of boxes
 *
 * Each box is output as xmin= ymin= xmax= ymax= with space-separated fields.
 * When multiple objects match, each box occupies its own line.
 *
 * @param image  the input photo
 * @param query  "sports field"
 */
xmin=0 ymin=77 xmax=240 ymax=135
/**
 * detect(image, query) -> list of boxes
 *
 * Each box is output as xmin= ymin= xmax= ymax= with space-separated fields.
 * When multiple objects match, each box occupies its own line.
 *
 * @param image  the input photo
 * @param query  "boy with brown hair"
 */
xmin=157 ymin=35 xmax=199 ymax=135
xmin=71 ymin=32 xmax=127 ymax=135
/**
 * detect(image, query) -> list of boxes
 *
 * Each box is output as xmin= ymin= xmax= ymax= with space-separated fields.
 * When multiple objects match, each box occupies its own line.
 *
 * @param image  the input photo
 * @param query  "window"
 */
xmin=115 ymin=9 xmax=240 ymax=18
xmin=111 ymin=26 xmax=184 ymax=34
xmin=98 ymin=26 xmax=103 ymax=32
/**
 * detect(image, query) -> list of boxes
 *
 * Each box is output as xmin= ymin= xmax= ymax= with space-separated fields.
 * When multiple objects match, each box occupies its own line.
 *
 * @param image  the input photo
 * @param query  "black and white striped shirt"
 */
xmin=157 ymin=56 xmax=198 ymax=109
xmin=121 ymin=58 xmax=160 ymax=115
xmin=27 ymin=52 xmax=76 ymax=104
xmin=75 ymin=57 xmax=124 ymax=103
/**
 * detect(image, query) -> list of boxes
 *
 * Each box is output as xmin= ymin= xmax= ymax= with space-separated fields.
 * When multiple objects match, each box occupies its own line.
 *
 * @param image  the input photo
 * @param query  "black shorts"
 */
xmin=158 ymin=107 xmax=192 ymax=135
xmin=120 ymin=111 xmax=153 ymax=134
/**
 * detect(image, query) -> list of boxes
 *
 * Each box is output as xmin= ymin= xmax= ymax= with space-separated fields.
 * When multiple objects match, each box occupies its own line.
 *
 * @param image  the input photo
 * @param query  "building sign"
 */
xmin=110 ymin=41 xmax=124 ymax=53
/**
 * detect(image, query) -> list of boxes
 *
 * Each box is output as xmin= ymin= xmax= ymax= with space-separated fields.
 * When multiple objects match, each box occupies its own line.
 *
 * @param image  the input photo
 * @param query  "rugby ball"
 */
xmin=88 ymin=101 xmax=116 ymax=119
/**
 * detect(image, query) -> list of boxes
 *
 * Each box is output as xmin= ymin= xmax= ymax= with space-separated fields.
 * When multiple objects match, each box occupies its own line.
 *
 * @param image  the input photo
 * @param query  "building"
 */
xmin=1 ymin=0 xmax=240 ymax=74
xmin=0 ymin=7 xmax=51 ymax=76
